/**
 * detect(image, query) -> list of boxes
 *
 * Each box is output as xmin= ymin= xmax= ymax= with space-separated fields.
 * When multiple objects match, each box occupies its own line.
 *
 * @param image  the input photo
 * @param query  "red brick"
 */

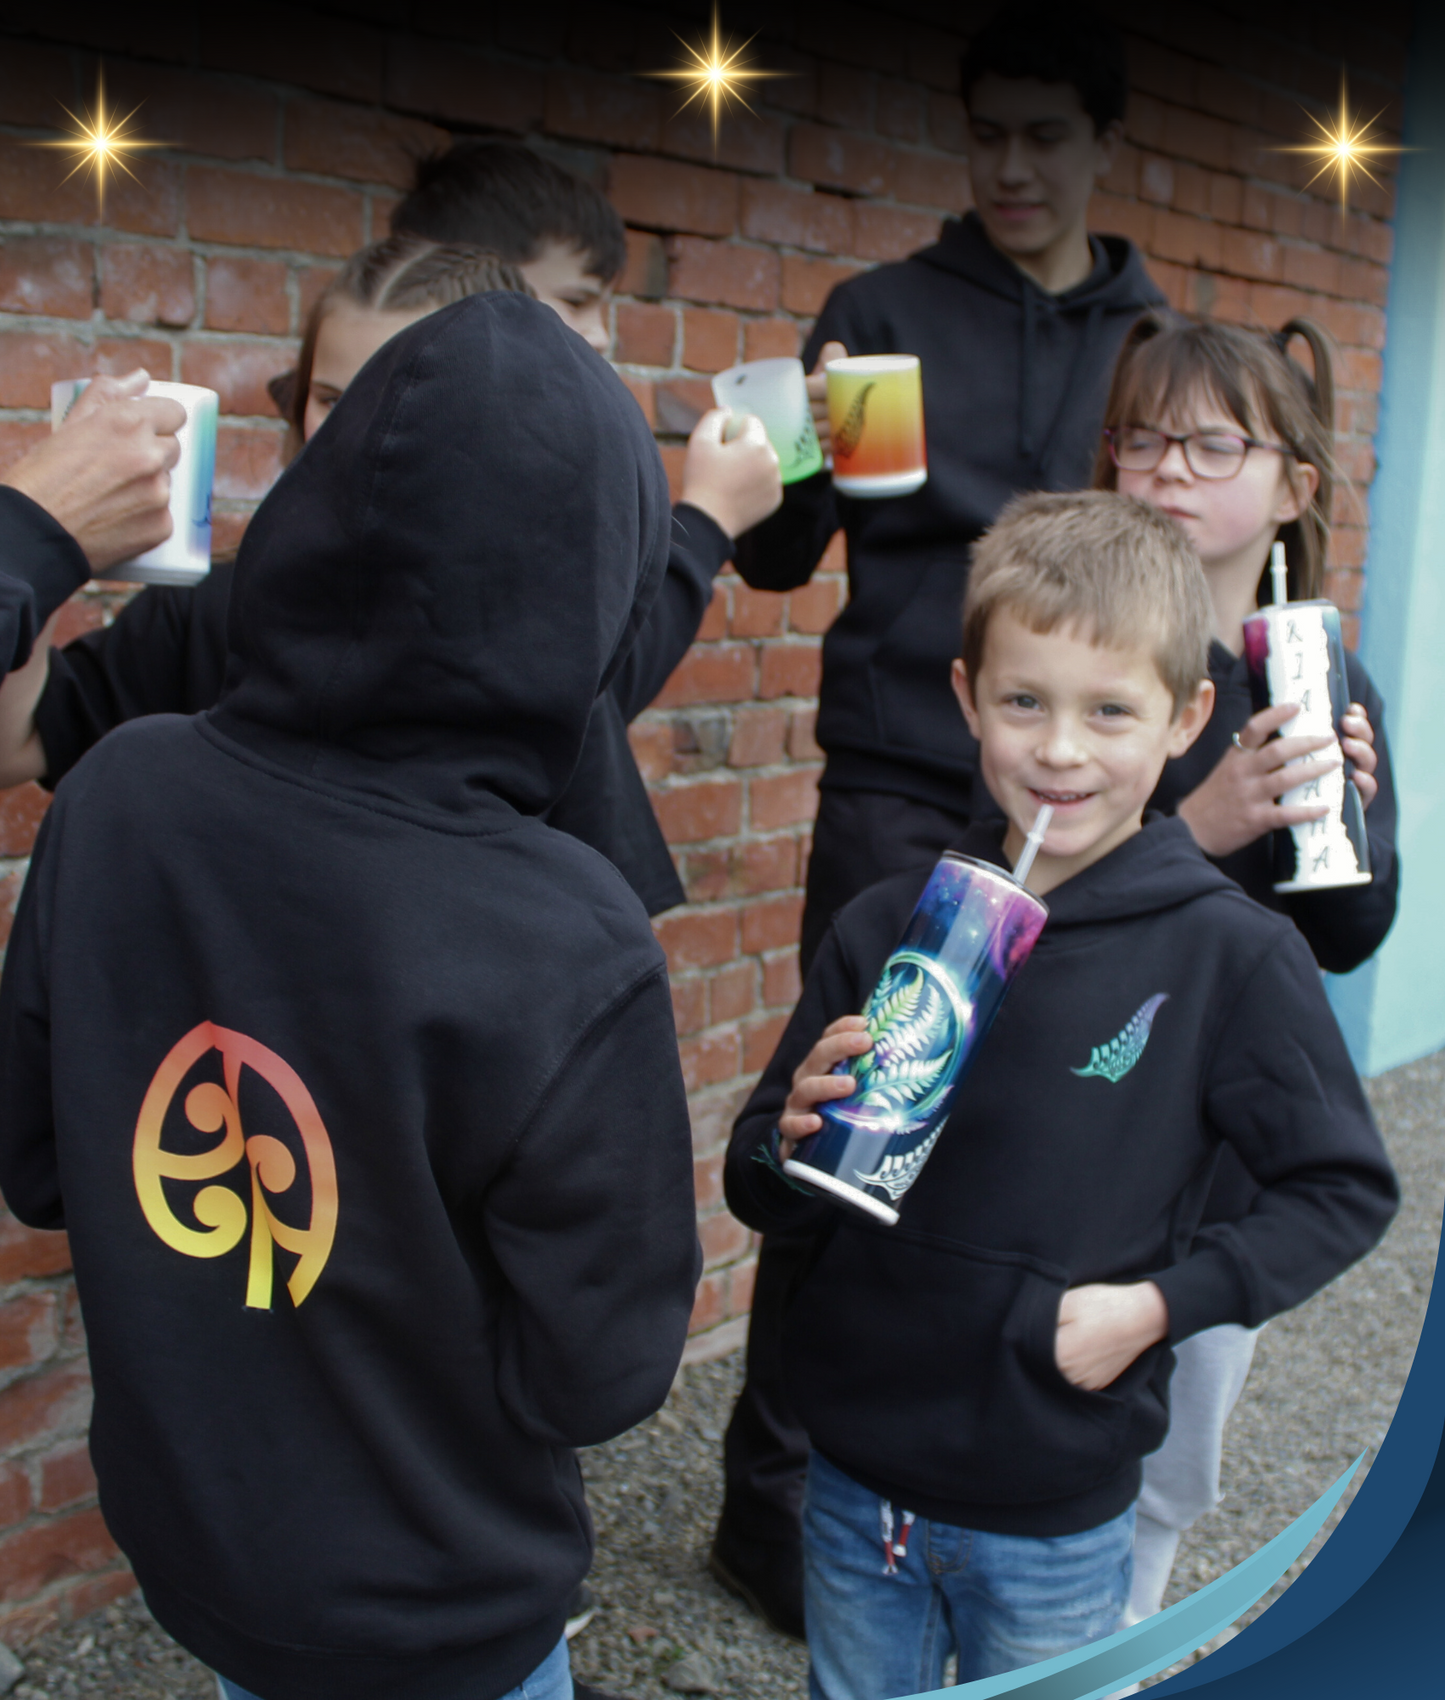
xmin=877 ymin=79 xmax=926 ymax=144
xmin=694 ymin=1154 xmax=725 ymax=1211
xmin=102 ymin=160 xmax=185 ymax=241
xmin=736 ymin=837 xmax=799 ymax=896
xmin=0 ymin=1217 xmax=71 ymax=1284
xmin=0 ymin=870 xmax=22 ymax=952
xmin=619 ymin=229 xmax=669 ymax=299
xmin=1151 ymin=211 xmax=1222 ymax=270
xmin=817 ymin=63 xmax=875 ymax=132
xmin=683 ymin=309 xmax=740 ymax=374
xmin=1090 ymin=194 xmax=1155 ymax=253
xmin=740 ymin=181 xmax=853 ymax=256
xmin=654 ymin=909 xmax=738 ymax=973
xmin=743 ymin=1012 xmax=792 ymax=1074
xmin=660 ymin=108 xmax=787 ymax=178
xmin=1208 ymin=173 xmax=1243 ymax=225
xmin=0 ymin=1294 xmax=58 ymax=1373
xmin=741 ymin=895 xmax=805 ymax=955
xmin=656 ymin=376 xmax=714 ymax=433
xmin=700 ymin=1210 xmax=751 ymax=1267
xmin=203 ymin=258 xmax=289 ymax=335
xmin=728 ymin=1256 xmax=758 ymax=1316
xmin=38 ymin=1441 xmax=96 ymax=1513
xmin=744 ymin=319 xmax=800 ymax=362
xmin=729 ymin=706 xmax=787 ymax=767
xmin=0 ymin=784 xmax=49 ymax=857
xmin=181 ymin=342 xmax=293 ymax=416
xmin=215 ymin=427 xmax=284 ymax=501
xmin=211 ymin=512 xmax=253 ymax=557
xmin=58 ymin=1287 xmax=84 ymax=1354
xmin=851 ymin=204 xmax=941 ymax=263
xmin=780 ymin=254 xmax=864 ymax=317
xmin=789 ymin=125 xmax=896 ymax=198
xmin=660 ymin=444 xmax=687 ymax=502
xmin=98 ymin=245 xmax=193 ymax=328
xmin=610 ymin=156 xmax=738 ymax=239
xmin=763 ymin=948 xmax=802 ymax=1008
xmin=730 ymin=585 xmax=785 ymax=640
xmin=1282 ymin=247 xmax=1342 ymax=294
xmin=800 ymin=10 xmax=907 ymax=75
xmin=618 ymin=375 xmax=656 ymax=428
xmin=0 ymin=331 xmax=91 ymax=409
xmin=298 ymin=265 xmax=341 ymax=321
xmin=0 ymin=1464 xmax=31 ymax=1533
xmin=759 ymin=642 xmax=822 ymax=699
xmin=200 ymin=12 xmax=385 ymax=104
xmin=52 ymin=597 xmax=106 ymax=647
xmin=680 ymin=1030 xmax=741 ymax=1092
xmin=186 ymin=168 xmax=364 ymax=257
xmin=787 ymin=579 xmax=843 ymax=635
xmin=0 ymin=1365 xmax=91 ymax=1455
xmin=894 ymin=152 xmax=971 ymax=212
xmin=613 ymin=303 xmax=675 ymax=367
xmin=710 ymin=962 xmax=757 ymax=1026
xmin=0 ymin=137 xmax=115 ymax=230
xmin=751 ymin=768 xmax=821 ymax=832
xmin=789 ymin=710 xmax=824 ymax=763
xmin=0 ymin=1506 xmax=118 ymax=1604
xmin=689 ymin=1270 xmax=727 ymax=1333
xmin=652 ymin=778 xmax=743 ymax=845
xmin=1163 ymin=106 xmax=1235 ymax=173
xmin=1325 ymin=569 xmax=1366 ymax=613
xmin=0 ymin=39 xmax=75 ymax=129
xmin=667 ymin=239 xmax=780 ymax=312
xmin=683 ymin=850 xmax=729 ymax=904
xmin=1138 ymin=154 xmax=1175 ymax=205
xmin=60 ymin=1568 xmax=136 ymax=1621
xmin=92 ymin=338 xmax=173 ymax=383
xmin=105 ymin=61 xmax=276 ymax=164
xmin=1171 ymin=162 xmax=1210 ymax=217
xmin=0 ymin=240 xmax=92 ymax=320
xmin=545 ymin=69 xmax=661 ymax=151
xmin=284 ymin=97 xmax=447 ymax=189
xmin=695 ymin=581 xmax=729 ymax=641
xmin=0 ymin=1595 xmax=61 ymax=1646
xmin=1220 ymin=228 xmax=1281 ymax=282
xmin=656 ymin=643 xmax=755 ymax=707
xmin=0 ymin=422 xmax=46 ymax=478
xmin=671 ymin=977 xmax=707 ymax=1037
xmin=928 ymin=92 xmax=968 ymax=155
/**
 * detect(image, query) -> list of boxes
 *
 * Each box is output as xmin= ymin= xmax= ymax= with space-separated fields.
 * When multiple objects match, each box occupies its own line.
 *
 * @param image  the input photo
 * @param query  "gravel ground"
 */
xmin=8 ymin=1051 xmax=1440 ymax=1700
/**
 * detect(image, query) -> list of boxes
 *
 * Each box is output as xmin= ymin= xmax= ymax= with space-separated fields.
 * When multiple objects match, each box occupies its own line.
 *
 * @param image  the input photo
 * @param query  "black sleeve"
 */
xmin=730 ymin=292 xmax=857 ymax=594
xmin=485 ymin=965 xmax=701 ymax=1448
xmin=609 ymin=503 xmax=733 ymax=723
xmin=1281 ymin=655 xmax=1399 ymax=973
xmin=35 ymin=564 xmax=231 ymax=790
xmin=725 ymin=919 xmax=866 ymax=1239
xmin=0 ymin=488 xmax=90 ymax=676
xmin=1151 ymin=925 xmax=1399 ymax=1343
xmin=0 ymin=807 xmax=62 ymax=1229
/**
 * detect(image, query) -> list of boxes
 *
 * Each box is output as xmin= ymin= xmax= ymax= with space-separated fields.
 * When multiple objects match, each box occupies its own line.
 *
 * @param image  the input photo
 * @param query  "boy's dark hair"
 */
xmin=391 ymin=140 xmax=628 ymax=283
xmin=959 ymin=3 xmax=1128 ymax=134
xmin=963 ymin=490 xmax=1211 ymax=714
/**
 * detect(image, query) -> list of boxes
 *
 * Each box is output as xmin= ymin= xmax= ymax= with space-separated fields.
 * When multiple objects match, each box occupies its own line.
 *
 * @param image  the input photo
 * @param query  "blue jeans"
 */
xmin=803 ymin=1453 xmax=1134 ymax=1700
xmin=215 ymin=1635 xmax=571 ymax=1700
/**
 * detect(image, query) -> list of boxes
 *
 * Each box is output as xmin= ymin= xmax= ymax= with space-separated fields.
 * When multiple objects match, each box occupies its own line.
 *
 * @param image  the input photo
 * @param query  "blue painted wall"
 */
xmin=1327 ymin=12 xmax=1445 ymax=1076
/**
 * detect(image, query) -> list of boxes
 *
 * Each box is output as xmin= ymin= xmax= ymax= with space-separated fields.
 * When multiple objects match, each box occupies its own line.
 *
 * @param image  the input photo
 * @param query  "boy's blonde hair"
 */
xmin=962 ymin=490 xmax=1212 ymax=714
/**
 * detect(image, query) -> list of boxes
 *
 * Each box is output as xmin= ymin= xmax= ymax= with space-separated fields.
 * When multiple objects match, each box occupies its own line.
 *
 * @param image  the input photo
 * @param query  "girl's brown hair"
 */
xmin=1092 ymin=311 xmax=1339 ymax=602
xmin=274 ymin=235 xmax=532 ymax=458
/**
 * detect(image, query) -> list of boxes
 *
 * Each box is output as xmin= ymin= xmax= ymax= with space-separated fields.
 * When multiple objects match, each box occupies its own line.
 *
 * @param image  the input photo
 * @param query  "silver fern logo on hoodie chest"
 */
xmin=1071 ymin=994 xmax=1169 ymax=1084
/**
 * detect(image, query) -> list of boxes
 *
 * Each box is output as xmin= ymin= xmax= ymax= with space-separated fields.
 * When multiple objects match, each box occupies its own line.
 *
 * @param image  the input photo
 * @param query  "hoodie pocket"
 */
xmin=782 ymin=1224 xmax=1165 ymax=1508
xmin=864 ymin=558 xmax=975 ymax=760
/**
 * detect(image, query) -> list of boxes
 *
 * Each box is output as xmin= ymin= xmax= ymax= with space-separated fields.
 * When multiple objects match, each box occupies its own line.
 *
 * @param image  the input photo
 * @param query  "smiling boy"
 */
xmin=724 ymin=491 xmax=1396 ymax=1698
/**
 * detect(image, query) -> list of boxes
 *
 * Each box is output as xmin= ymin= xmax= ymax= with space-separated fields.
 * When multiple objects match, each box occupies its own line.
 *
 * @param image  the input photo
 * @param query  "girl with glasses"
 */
xmin=1092 ymin=312 xmax=1399 ymax=1636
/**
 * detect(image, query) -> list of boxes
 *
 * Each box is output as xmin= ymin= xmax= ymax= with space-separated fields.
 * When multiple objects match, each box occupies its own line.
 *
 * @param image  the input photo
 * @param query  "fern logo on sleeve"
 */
xmin=1071 ymin=994 xmax=1170 ymax=1084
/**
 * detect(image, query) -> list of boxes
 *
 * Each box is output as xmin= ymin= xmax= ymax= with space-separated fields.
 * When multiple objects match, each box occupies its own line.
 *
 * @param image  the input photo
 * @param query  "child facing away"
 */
xmin=0 ymin=295 xmax=701 ymax=1700
xmin=1095 ymin=313 xmax=1399 ymax=1622
xmin=724 ymin=490 xmax=1397 ymax=1700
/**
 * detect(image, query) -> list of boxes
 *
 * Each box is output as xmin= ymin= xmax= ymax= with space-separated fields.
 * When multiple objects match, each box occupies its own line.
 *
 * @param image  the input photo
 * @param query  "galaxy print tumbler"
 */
xmin=783 ymin=853 xmax=1048 ymax=1225
xmin=1241 ymin=594 xmax=1371 ymax=893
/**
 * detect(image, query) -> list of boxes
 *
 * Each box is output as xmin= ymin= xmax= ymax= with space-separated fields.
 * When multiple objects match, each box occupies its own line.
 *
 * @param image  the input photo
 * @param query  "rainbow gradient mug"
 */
xmin=825 ymin=353 xmax=927 ymax=498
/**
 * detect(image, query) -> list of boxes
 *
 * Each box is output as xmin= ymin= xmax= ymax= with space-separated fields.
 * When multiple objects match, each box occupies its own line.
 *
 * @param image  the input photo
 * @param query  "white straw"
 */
xmin=1012 ymin=803 xmax=1054 ymax=887
xmin=1270 ymin=540 xmax=1289 ymax=606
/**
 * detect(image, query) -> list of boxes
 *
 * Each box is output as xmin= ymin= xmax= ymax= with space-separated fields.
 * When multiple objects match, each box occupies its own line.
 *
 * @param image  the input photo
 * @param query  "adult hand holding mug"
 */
xmin=3 ymin=370 xmax=184 ymax=572
xmin=806 ymin=340 xmax=849 ymax=459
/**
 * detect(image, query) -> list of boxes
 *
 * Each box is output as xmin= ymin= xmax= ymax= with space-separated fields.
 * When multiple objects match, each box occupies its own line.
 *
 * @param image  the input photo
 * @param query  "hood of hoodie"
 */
xmin=212 ymin=292 xmax=672 ymax=818
xmin=953 ymin=813 xmax=1240 ymax=928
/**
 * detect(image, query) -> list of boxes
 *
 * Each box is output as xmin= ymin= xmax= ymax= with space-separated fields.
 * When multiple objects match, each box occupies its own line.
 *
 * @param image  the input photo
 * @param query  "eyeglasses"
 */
xmin=1104 ymin=426 xmax=1293 ymax=481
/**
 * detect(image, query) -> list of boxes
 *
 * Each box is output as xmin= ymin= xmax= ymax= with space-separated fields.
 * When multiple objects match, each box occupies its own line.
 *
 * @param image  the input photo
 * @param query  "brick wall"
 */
xmin=0 ymin=0 xmax=1410 ymax=1639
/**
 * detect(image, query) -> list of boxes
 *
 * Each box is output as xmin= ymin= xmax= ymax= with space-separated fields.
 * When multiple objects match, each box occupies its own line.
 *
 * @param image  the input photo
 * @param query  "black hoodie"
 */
xmin=0 ymin=486 xmax=91 ymax=673
xmin=0 ymin=295 xmax=701 ymax=1700
xmin=31 ymin=506 xmax=733 ymax=917
xmin=734 ymin=213 xmax=1165 ymax=813
xmin=726 ymin=817 xmax=1396 ymax=1538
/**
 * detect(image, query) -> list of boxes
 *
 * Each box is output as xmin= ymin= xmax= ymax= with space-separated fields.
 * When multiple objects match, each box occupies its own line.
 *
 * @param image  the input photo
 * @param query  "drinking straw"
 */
xmin=1012 ymin=802 xmax=1054 ymax=887
xmin=1271 ymin=540 xmax=1289 ymax=606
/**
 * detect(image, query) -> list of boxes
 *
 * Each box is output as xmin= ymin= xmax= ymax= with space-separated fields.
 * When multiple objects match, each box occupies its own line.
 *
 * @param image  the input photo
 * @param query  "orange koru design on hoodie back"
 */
xmin=132 ymin=1022 xmax=338 ymax=1309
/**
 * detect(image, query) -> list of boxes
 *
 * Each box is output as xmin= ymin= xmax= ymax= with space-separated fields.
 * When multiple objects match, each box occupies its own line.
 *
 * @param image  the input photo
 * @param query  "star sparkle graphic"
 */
xmin=1277 ymin=72 xmax=1406 ymax=212
xmin=645 ymin=5 xmax=789 ymax=150
xmin=31 ymin=69 xmax=164 ymax=214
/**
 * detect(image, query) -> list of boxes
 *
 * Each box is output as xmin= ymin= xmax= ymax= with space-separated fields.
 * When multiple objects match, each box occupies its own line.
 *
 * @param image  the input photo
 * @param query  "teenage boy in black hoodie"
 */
xmin=0 ymin=295 xmax=701 ymax=1700
xmin=725 ymin=491 xmax=1396 ymax=1698
xmin=713 ymin=1 xmax=1165 ymax=1630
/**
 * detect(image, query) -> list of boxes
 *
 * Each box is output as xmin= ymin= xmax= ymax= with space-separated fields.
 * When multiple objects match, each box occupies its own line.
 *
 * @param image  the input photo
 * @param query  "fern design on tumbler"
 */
xmin=1071 ymin=994 xmax=1169 ymax=1084
xmin=834 ymin=381 xmax=875 ymax=458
